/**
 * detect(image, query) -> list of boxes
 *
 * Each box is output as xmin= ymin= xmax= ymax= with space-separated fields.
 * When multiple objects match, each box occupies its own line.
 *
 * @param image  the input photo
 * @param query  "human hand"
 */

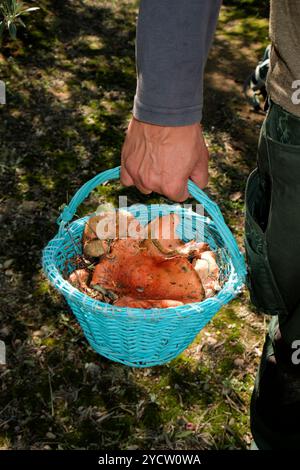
xmin=121 ymin=118 xmax=209 ymax=202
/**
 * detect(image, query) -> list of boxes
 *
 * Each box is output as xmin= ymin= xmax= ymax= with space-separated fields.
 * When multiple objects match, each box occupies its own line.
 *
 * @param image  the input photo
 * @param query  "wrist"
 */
xmin=132 ymin=116 xmax=201 ymax=130
xmin=133 ymin=96 xmax=202 ymax=127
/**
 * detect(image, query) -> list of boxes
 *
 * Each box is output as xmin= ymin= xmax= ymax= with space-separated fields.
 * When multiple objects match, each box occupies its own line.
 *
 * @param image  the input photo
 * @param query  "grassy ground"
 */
xmin=0 ymin=0 xmax=269 ymax=450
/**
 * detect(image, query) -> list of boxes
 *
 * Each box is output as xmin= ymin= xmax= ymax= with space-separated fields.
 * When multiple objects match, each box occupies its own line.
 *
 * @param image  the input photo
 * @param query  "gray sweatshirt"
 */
xmin=134 ymin=1 xmax=300 ymax=126
xmin=133 ymin=0 xmax=222 ymax=126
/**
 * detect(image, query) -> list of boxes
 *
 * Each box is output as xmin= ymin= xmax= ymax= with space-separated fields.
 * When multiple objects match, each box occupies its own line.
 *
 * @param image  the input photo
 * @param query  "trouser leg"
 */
xmin=263 ymin=104 xmax=300 ymax=314
xmin=245 ymin=102 xmax=300 ymax=449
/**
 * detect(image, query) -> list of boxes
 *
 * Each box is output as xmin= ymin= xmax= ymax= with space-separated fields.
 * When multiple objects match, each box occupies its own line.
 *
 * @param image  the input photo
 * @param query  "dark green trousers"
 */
xmin=245 ymin=102 xmax=300 ymax=449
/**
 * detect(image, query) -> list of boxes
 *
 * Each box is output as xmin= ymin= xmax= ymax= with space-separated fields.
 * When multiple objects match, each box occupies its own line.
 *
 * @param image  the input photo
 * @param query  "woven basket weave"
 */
xmin=42 ymin=166 xmax=246 ymax=367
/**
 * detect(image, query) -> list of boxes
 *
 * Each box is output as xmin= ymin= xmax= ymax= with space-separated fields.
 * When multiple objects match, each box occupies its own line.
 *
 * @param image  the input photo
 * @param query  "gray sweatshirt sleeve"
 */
xmin=133 ymin=0 xmax=222 ymax=126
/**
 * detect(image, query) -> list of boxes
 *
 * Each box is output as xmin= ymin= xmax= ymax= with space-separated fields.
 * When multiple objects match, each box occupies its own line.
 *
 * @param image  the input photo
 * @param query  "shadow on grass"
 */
xmin=223 ymin=0 xmax=269 ymax=19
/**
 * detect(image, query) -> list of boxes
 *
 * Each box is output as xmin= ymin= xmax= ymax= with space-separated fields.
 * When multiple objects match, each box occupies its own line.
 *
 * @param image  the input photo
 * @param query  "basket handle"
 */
xmin=57 ymin=166 xmax=246 ymax=281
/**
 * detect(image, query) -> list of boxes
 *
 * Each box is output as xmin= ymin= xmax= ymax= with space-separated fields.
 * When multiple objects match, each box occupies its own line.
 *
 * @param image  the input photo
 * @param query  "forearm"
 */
xmin=134 ymin=0 xmax=222 ymax=126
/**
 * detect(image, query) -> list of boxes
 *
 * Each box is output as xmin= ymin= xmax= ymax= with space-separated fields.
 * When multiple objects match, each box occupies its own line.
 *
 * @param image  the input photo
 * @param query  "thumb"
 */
xmin=176 ymin=182 xmax=190 ymax=202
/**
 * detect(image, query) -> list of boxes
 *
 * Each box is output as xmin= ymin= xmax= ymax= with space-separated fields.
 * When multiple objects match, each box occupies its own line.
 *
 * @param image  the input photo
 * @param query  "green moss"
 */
xmin=219 ymin=9 xmax=269 ymax=54
xmin=42 ymin=337 xmax=57 ymax=348
xmin=0 ymin=436 xmax=11 ymax=450
xmin=34 ymin=279 xmax=52 ymax=296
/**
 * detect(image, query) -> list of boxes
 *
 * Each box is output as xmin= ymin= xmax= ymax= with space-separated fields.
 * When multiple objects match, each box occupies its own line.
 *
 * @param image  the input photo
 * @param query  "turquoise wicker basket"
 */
xmin=42 ymin=166 xmax=246 ymax=367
